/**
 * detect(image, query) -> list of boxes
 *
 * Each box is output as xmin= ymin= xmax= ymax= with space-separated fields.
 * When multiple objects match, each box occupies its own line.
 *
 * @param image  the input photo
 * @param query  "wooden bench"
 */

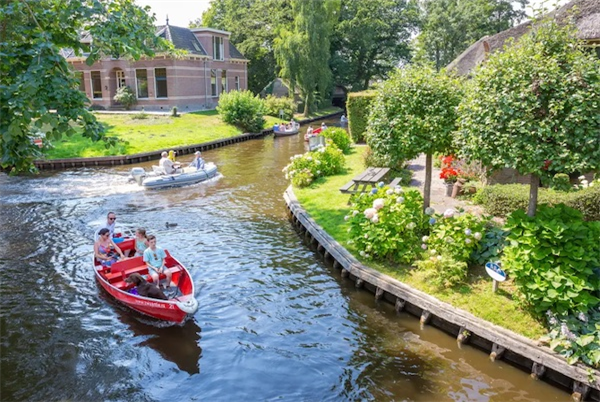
xmin=389 ymin=177 xmax=402 ymax=188
xmin=339 ymin=180 xmax=357 ymax=194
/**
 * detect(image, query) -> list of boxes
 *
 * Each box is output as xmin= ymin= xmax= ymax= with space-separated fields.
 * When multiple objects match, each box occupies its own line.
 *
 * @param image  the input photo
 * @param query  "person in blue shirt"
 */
xmin=143 ymin=235 xmax=175 ymax=289
xmin=189 ymin=151 xmax=205 ymax=170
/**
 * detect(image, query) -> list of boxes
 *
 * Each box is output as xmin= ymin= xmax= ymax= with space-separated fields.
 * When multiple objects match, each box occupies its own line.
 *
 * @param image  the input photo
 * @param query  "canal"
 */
xmin=0 ymin=117 xmax=567 ymax=401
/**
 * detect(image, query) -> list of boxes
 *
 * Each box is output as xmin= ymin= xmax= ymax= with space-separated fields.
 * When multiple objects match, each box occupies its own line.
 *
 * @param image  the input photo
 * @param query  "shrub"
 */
xmin=346 ymin=91 xmax=376 ymax=143
xmin=473 ymin=184 xmax=600 ymax=221
xmin=346 ymin=185 xmax=427 ymax=264
xmin=113 ymin=86 xmax=136 ymax=110
xmin=362 ymin=147 xmax=413 ymax=184
xmin=320 ymin=127 xmax=352 ymax=154
xmin=283 ymin=143 xmax=345 ymax=188
xmin=171 ymin=106 xmax=179 ymax=117
xmin=502 ymin=204 xmax=600 ymax=316
xmin=415 ymin=254 xmax=468 ymax=289
xmin=263 ymin=95 xmax=295 ymax=120
xmin=423 ymin=208 xmax=486 ymax=263
xmin=132 ymin=112 xmax=148 ymax=120
xmin=471 ymin=224 xmax=508 ymax=266
xmin=217 ymin=90 xmax=266 ymax=133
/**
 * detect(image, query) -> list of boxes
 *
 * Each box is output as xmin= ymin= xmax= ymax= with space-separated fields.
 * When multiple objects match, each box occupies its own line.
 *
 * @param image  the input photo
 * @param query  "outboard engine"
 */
xmin=130 ymin=167 xmax=146 ymax=186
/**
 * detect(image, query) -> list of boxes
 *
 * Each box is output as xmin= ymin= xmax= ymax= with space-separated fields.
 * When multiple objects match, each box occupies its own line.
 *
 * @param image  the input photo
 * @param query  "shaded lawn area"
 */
xmin=45 ymin=110 xmax=282 ymax=159
xmin=294 ymin=145 xmax=546 ymax=339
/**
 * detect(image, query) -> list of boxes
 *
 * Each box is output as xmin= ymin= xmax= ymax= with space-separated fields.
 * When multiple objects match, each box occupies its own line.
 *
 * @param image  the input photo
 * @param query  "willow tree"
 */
xmin=457 ymin=18 xmax=600 ymax=217
xmin=367 ymin=64 xmax=463 ymax=210
xmin=1 ymin=0 xmax=165 ymax=174
xmin=274 ymin=0 xmax=339 ymax=116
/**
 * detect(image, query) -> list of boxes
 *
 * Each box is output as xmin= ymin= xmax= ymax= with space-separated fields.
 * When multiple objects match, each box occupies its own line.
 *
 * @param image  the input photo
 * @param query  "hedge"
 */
xmin=346 ymin=91 xmax=376 ymax=143
xmin=473 ymin=184 xmax=600 ymax=221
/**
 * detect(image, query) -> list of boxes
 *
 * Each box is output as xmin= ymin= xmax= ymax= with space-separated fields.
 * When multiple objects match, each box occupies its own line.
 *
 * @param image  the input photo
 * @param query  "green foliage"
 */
xmin=346 ymin=186 xmax=427 ymax=264
xmin=263 ymin=95 xmax=295 ymax=120
xmin=413 ymin=0 xmax=527 ymax=71
xmin=457 ymin=18 xmax=600 ymax=215
xmin=415 ymin=254 xmax=468 ymax=289
xmin=330 ymin=0 xmax=418 ymax=90
xmin=320 ymin=127 xmax=352 ymax=154
xmin=473 ymin=184 xmax=600 ymax=221
xmin=216 ymin=90 xmax=266 ymax=133
xmin=548 ymin=173 xmax=572 ymax=192
xmin=0 ymin=0 xmax=167 ymax=174
xmin=423 ymin=209 xmax=486 ymax=263
xmin=502 ymin=204 xmax=600 ymax=316
xmin=132 ymin=112 xmax=149 ymax=120
xmin=274 ymin=0 xmax=338 ymax=116
xmin=113 ymin=86 xmax=136 ymax=110
xmin=543 ymin=310 xmax=600 ymax=368
xmin=283 ymin=143 xmax=345 ymax=188
xmin=346 ymin=91 xmax=376 ymax=143
xmin=471 ymin=224 xmax=509 ymax=266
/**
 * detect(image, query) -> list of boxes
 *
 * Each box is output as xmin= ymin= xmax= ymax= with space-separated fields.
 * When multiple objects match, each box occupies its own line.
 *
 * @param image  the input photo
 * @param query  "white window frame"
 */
xmin=90 ymin=71 xmax=102 ymax=99
xmin=235 ymin=76 xmax=240 ymax=90
xmin=135 ymin=69 xmax=149 ymax=99
xmin=213 ymin=36 xmax=224 ymax=61
xmin=221 ymin=70 xmax=227 ymax=94
xmin=154 ymin=67 xmax=168 ymax=99
xmin=211 ymin=69 xmax=218 ymax=97
xmin=116 ymin=70 xmax=126 ymax=89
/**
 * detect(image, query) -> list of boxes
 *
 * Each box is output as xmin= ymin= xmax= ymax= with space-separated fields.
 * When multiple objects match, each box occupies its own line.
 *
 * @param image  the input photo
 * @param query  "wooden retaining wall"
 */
xmin=284 ymin=186 xmax=600 ymax=402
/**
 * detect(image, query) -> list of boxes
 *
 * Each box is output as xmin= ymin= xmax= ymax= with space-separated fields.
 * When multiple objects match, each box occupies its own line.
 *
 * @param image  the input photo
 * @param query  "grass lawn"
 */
xmin=44 ymin=107 xmax=340 ymax=160
xmin=294 ymin=145 xmax=546 ymax=339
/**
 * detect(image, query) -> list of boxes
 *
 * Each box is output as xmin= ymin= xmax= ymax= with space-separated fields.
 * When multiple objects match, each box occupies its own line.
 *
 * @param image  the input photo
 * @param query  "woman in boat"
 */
xmin=134 ymin=228 xmax=149 ymax=257
xmin=143 ymin=235 xmax=175 ymax=289
xmin=95 ymin=228 xmax=125 ymax=267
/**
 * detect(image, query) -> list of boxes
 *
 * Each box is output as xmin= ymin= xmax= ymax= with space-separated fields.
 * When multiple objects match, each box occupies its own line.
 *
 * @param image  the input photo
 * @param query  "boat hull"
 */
xmin=273 ymin=129 xmax=299 ymax=137
xmin=142 ymin=163 xmax=218 ymax=189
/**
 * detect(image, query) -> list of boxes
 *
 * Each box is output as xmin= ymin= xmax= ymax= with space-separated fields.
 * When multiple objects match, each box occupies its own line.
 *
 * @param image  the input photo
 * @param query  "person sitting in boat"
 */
xmin=143 ymin=235 xmax=175 ymax=289
xmin=189 ymin=151 xmax=205 ymax=170
xmin=168 ymin=150 xmax=177 ymax=162
xmin=321 ymin=122 xmax=327 ymax=131
xmin=134 ymin=228 xmax=149 ymax=257
xmin=159 ymin=151 xmax=180 ymax=174
xmin=94 ymin=211 xmax=124 ymax=244
xmin=273 ymin=123 xmax=280 ymax=132
xmin=95 ymin=228 xmax=125 ymax=268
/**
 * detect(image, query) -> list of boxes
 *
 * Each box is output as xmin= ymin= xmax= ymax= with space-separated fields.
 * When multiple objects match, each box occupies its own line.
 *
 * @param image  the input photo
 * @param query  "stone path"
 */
xmin=407 ymin=154 xmax=484 ymax=215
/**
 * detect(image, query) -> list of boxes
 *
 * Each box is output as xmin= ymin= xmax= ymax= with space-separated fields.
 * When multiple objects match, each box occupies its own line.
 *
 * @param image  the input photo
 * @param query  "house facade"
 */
xmin=63 ymin=25 xmax=248 ymax=111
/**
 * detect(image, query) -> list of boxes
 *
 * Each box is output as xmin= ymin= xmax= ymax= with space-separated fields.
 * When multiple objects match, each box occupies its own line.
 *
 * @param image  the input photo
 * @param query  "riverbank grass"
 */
xmin=294 ymin=145 xmax=546 ymax=339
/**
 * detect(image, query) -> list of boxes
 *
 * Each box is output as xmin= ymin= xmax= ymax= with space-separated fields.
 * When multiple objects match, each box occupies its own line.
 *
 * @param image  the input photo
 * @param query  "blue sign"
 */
xmin=485 ymin=262 xmax=507 ymax=282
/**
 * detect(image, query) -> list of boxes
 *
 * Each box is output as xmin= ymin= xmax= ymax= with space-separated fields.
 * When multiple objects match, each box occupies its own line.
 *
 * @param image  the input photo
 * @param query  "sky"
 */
xmin=136 ymin=0 xmax=571 ymax=29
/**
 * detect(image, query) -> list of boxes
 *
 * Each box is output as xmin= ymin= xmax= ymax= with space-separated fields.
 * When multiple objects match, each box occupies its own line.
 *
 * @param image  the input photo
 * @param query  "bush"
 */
xmin=217 ymin=90 xmax=266 ymax=133
xmin=415 ymin=254 xmax=468 ymax=289
xmin=320 ymin=127 xmax=352 ymax=154
xmin=132 ymin=112 xmax=148 ymax=120
xmin=346 ymin=185 xmax=427 ymax=264
xmin=171 ymin=106 xmax=179 ymax=117
xmin=473 ymin=184 xmax=600 ymax=221
xmin=471 ymin=224 xmax=508 ymax=266
xmin=543 ymin=310 xmax=600 ymax=368
xmin=283 ymin=143 xmax=345 ymax=188
xmin=362 ymin=147 xmax=413 ymax=184
xmin=113 ymin=86 xmax=136 ymax=110
xmin=346 ymin=91 xmax=376 ymax=143
xmin=502 ymin=204 xmax=600 ymax=316
xmin=263 ymin=95 xmax=295 ymax=120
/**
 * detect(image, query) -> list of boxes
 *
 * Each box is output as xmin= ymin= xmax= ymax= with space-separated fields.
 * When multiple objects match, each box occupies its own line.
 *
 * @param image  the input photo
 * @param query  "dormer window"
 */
xmin=213 ymin=36 xmax=224 ymax=61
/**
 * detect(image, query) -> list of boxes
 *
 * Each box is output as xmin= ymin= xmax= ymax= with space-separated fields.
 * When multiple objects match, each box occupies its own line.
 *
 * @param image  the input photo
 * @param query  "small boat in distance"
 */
xmin=274 ymin=122 xmax=300 ymax=137
xmin=129 ymin=163 xmax=218 ymax=189
xmin=93 ymin=238 xmax=198 ymax=324
xmin=304 ymin=127 xmax=322 ymax=141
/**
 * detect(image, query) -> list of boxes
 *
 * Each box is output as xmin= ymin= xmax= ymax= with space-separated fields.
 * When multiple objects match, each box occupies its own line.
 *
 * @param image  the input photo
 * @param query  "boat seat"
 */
xmin=110 ymin=265 xmax=183 ymax=290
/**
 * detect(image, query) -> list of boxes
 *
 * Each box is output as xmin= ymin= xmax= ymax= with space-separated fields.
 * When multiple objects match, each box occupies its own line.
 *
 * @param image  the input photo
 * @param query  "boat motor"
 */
xmin=130 ymin=167 xmax=147 ymax=186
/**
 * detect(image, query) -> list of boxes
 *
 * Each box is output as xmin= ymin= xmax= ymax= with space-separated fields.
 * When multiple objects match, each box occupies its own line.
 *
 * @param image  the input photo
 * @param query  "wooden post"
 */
xmin=457 ymin=326 xmax=471 ymax=346
xmin=490 ymin=343 xmax=506 ymax=362
xmin=355 ymin=278 xmax=364 ymax=288
xmin=531 ymin=362 xmax=546 ymax=380
xmin=375 ymin=287 xmax=384 ymax=301
xmin=341 ymin=269 xmax=349 ymax=278
xmin=395 ymin=298 xmax=405 ymax=313
xmin=572 ymin=382 xmax=590 ymax=402
xmin=492 ymin=280 xmax=498 ymax=293
xmin=420 ymin=310 xmax=432 ymax=326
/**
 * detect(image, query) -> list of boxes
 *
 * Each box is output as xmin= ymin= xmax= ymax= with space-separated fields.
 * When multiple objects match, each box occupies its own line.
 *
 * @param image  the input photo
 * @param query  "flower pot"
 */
xmin=444 ymin=182 xmax=454 ymax=197
xmin=452 ymin=181 xmax=461 ymax=198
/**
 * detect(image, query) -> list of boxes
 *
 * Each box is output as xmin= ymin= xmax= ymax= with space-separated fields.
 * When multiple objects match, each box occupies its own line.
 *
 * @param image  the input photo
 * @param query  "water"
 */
xmin=0 ymin=118 xmax=567 ymax=401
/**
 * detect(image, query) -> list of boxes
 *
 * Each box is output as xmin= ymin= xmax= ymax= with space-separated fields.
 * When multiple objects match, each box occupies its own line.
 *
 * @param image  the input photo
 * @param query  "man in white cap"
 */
xmin=159 ymin=151 xmax=178 ymax=174
xmin=189 ymin=151 xmax=205 ymax=170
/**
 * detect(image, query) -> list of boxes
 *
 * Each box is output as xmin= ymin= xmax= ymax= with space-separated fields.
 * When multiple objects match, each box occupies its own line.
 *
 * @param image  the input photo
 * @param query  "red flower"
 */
xmin=440 ymin=167 xmax=460 ymax=183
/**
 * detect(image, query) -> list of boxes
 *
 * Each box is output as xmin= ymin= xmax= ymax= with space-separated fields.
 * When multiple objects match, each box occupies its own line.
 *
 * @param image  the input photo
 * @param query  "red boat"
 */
xmin=304 ymin=127 xmax=322 ymax=141
xmin=93 ymin=238 xmax=199 ymax=324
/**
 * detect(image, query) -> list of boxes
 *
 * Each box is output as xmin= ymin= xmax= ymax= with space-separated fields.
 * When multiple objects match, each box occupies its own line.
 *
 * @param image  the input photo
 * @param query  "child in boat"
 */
xmin=134 ymin=228 xmax=149 ymax=257
xmin=143 ymin=235 xmax=175 ymax=289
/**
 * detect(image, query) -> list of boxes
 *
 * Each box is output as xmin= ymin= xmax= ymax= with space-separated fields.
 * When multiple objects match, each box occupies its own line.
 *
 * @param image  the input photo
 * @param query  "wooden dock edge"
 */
xmin=284 ymin=185 xmax=600 ymax=402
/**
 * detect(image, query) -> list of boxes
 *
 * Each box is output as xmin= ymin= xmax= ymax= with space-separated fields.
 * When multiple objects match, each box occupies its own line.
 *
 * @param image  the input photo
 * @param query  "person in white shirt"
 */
xmin=189 ymin=151 xmax=205 ymax=170
xmin=159 ymin=151 xmax=178 ymax=174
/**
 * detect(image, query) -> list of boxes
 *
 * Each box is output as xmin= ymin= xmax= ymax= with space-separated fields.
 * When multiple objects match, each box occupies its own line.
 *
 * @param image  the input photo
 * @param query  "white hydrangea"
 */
xmin=364 ymin=208 xmax=377 ymax=219
xmin=396 ymin=196 xmax=404 ymax=204
xmin=373 ymin=198 xmax=385 ymax=210
xmin=465 ymin=238 xmax=472 ymax=244
xmin=424 ymin=207 xmax=435 ymax=215
xmin=406 ymin=222 xmax=416 ymax=230
xmin=422 ymin=236 xmax=429 ymax=242
xmin=371 ymin=215 xmax=379 ymax=224
xmin=394 ymin=187 xmax=404 ymax=194
xmin=474 ymin=232 xmax=482 ymax=240
xmin=386 ymin=189 xmax=394 ymax=195
xmin=464 ymin=229 xmax=472 ymax=236
xmin=443 ymin=208 xmax=456 ymax=218
xmin=352 ymin=210 xmax=358 ymax=216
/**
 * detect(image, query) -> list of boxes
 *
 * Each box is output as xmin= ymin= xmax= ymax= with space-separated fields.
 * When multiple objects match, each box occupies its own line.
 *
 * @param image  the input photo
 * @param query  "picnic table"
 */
xmin=339 ymin=167 xmax=391 ymax=194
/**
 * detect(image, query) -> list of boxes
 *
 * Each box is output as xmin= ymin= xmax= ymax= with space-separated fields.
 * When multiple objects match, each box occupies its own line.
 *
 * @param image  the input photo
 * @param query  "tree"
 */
xmin=457 ymin=17 xmax=600 ymax=217
xmin=201 ymin=0 xmax=293 ymax=94
xmin=1 ymin=0 xmax=165 ymax=174
xmin=367 ymin=64 xmax=462 ymax=209
xmin=274 ymin=0 xmax=339 ymax=116
xmin=413 ymin=0 xmax=528 ymax=71
xmin=330 ymin=0 xmax=419 ymax=91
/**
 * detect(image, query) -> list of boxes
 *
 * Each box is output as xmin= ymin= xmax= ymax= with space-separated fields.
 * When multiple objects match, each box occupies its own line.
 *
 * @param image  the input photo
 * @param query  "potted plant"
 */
xmin=439 ymin=155 xmax=460 ymax=196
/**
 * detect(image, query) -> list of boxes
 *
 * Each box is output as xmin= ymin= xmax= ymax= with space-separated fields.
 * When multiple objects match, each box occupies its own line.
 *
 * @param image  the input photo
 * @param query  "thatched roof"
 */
xmin=447 ymin=0 xmax=600 ymax=76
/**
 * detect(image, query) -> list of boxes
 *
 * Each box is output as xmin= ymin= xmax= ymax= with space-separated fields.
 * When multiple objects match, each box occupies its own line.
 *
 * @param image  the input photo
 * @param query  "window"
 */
xmin=235 ymin=76 xmax=240 ymax=90
xmin=136 ymin=69 xmax=148 ymax=98
xmin=213 ymin=36 xmax=224 ymax=61
xmin=221 ymin=70 xmax=227 ymax=93
xmin=91 ymin=71 xmax=102 ymax=99
xmin=155 ymin=68 xmax=168 ymax=98
xmin=211 ymin=69 xmax=217 ymax=97
xmin=116 ymin=70 xmax=126 ymax=89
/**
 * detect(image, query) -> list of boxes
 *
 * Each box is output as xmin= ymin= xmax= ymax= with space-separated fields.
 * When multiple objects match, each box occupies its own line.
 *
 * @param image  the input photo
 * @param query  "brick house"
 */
xmin=62 ymin=24 xmax=248 ymax=111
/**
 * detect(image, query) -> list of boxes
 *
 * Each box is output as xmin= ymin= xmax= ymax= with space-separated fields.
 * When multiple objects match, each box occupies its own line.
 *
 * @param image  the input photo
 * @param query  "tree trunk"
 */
xmin=527 ymin=173 xmax=539 ymax=217
xmin=303 ymin=92 xmax=311 ymax=117
xmin=423 ymin=153 xmax=432 ymax=210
